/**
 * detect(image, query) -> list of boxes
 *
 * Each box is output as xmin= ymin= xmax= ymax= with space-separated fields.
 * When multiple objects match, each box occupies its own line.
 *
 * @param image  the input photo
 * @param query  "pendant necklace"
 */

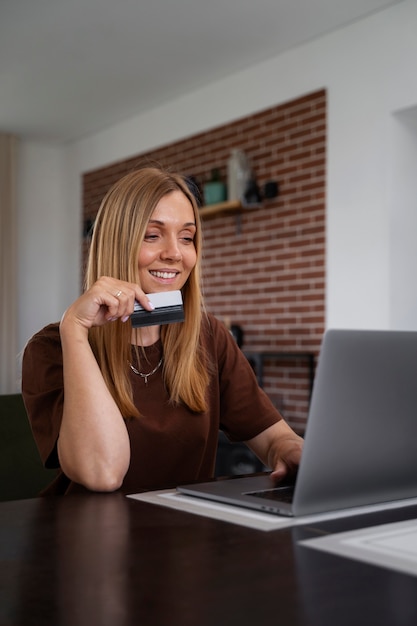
xmin=129 ymin=357 xmax=163 ymax=385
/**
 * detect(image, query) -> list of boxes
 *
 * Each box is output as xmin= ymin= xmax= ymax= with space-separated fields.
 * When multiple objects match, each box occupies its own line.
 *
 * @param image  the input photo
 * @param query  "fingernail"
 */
xmin=148 ymin=300 xmax=155 ymax=310
xmin=121 ymin=315 xmax=130 ymax=323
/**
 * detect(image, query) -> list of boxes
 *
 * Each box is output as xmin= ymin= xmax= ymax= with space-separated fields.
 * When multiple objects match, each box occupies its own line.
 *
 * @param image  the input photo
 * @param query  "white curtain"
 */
xmin=0 ymin=133 xmax=19 ymax=393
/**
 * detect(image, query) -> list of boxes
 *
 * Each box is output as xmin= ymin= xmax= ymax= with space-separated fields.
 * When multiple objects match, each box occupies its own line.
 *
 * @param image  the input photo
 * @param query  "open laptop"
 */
xmin=177 ymin=329 xmax=417 ymax=517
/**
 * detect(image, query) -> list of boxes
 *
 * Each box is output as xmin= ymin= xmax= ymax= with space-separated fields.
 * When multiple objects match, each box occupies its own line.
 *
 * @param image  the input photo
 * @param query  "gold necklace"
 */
xmin=129 ymin=357 xmax=163 ymax=385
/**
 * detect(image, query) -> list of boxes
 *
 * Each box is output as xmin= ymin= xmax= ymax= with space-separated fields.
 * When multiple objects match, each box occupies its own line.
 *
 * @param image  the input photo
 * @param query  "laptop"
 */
xmin=177 ymin=329 xmax=417 ymax=517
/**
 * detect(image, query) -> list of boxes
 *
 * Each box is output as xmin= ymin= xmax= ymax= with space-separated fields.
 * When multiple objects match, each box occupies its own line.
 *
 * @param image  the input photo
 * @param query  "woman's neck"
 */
xmin=131 ymin=325 xmax=161 ymax=347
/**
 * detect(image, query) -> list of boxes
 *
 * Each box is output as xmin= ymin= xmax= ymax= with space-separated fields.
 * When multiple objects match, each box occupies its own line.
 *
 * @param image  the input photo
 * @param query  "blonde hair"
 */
xmin=85 ymin=166 xmax=209 ymax=417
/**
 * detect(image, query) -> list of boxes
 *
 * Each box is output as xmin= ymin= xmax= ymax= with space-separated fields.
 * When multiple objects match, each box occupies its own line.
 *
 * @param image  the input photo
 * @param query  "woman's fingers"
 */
xmin=63 ymin=278 xmax=157 ymax=329
xmin=95 ymin=278 xmax=154 ymax=323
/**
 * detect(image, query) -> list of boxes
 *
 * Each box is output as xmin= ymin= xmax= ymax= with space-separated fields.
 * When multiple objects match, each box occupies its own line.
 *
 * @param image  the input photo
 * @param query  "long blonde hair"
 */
xmin=85 ymin=166 xmax=209 ymax=417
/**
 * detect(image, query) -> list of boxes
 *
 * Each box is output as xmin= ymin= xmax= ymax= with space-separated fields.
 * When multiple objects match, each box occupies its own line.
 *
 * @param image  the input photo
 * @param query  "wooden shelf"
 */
xmin=199 ymin=200 xmax=260 ymax=219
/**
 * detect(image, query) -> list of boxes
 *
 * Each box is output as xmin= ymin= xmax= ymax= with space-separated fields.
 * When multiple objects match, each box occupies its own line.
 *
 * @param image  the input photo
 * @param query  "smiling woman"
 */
xmin=21 ymin=165 xmax=303 ymax=496
xmin=138 ymin=191 xmax=197 ymax=295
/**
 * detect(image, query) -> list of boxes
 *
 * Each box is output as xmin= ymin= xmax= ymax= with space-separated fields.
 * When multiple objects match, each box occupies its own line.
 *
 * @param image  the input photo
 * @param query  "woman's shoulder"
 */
xmin=201 ymin=312 xmax=239 ymax=357
xmin=24 ymin=322 xmax=62 ymax=361
xmin=26 ymin=322 xmax=61 ymax=346
xmin=201 ymin=311 xmax=229 ymax=338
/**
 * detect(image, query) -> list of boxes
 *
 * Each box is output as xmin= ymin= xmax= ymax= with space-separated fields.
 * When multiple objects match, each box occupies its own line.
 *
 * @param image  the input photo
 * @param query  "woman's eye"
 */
xmin=180 ymin=230 xmax=196 ymax=243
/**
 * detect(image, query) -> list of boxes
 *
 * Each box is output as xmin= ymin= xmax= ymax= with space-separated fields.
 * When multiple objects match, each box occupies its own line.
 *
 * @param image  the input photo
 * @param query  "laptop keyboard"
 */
xmin=245 ymin=486 xmax=295 ymax=503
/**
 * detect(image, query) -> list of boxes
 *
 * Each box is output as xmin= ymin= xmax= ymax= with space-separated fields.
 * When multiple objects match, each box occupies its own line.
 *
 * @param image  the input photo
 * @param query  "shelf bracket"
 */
xmin=235 ymin=213 xmax=242 ymax=235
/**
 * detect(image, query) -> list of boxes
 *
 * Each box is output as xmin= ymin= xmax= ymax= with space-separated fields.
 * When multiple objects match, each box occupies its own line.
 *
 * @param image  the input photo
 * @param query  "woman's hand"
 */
xmin=268 ymin=430 xmax=303 ymax=482
xmin=61 ymin=276 xmax=154 ymax=331
xmin=246 ymin=420 xmax=303 ymax=482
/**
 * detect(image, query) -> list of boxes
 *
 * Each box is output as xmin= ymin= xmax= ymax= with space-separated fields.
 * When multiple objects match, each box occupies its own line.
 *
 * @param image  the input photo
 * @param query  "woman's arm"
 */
xmin=58 ymin=318 xmax=130 ymax=491
xmin=57 ymin=277 xmax=152 ymax=492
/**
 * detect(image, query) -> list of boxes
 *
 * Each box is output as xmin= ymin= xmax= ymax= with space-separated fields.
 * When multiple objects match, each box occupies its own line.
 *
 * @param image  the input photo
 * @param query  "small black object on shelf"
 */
xmin=263 ymin=180 xmax=279 ymax=199
xmin=244 ymin=177 xmax=262 ymax=204
xmin=185 ymin=175 xmax=203 ymax=207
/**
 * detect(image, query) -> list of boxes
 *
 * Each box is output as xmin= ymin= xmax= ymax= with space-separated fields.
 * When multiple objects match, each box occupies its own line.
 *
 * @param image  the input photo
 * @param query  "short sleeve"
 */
xmin=21 ymin=323 xmax=64 ymax=468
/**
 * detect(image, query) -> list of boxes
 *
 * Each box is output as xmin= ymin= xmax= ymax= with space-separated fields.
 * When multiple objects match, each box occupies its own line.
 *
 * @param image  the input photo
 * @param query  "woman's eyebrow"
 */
xmin=148 ymin=219 xmax=196 ymax=228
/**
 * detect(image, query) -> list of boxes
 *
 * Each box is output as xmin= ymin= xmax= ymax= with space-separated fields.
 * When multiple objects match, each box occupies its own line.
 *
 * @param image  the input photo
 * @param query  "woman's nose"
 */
xmin=161 ymin=238 xmax=181 ymax=261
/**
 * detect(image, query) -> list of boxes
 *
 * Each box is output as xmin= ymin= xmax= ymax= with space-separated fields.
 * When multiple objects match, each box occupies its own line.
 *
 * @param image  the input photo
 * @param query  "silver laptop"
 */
xmin=177 ymin=329 xmax=417 ymax=517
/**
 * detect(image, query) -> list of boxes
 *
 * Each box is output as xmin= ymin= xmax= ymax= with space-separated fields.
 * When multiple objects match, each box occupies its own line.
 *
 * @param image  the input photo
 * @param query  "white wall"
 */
xmin=389 ymin=106 xmax=417 ymax=329
xmin=16 ymin=143 xmax=79 ymax=354
xmin=15 ymin=0 xmax=417 ymax=385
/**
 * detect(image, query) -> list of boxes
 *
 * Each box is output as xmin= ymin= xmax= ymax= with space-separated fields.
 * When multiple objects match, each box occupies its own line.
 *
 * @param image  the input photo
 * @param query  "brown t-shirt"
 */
xmin=21 ymin=313 xmax=281 ymax=495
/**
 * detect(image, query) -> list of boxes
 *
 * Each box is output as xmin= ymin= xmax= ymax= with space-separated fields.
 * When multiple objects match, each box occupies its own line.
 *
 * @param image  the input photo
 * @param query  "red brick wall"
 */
xmin=83 ymin=89 xmax=326 ymax=433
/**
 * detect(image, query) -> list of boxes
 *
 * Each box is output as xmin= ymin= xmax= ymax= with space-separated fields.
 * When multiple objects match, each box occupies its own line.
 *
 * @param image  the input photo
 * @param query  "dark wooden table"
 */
xmin=1 ymin=493 xmax=417 ymax=626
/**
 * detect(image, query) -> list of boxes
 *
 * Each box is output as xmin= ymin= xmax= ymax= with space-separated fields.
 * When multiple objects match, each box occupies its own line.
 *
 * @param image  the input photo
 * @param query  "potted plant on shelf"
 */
xmin=203 ymin=168 xmax=227 ymax=205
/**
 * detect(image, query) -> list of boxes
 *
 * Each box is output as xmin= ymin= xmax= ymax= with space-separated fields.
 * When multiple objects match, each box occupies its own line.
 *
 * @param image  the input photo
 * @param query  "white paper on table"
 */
xmin=299 ymin=517 xmax=417 ymax=577
xmin=128 ymin=489 xmax=417 ymax=533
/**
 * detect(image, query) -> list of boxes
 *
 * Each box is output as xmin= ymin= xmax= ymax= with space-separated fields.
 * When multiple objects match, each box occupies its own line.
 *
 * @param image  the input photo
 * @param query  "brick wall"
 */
xmin=83 ymin=89 xmax=326 ymax=433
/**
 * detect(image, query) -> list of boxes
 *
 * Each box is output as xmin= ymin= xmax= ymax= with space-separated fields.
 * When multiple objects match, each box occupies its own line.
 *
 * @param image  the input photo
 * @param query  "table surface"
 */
xmin=2 ymin=493 xmax=417 ymax=626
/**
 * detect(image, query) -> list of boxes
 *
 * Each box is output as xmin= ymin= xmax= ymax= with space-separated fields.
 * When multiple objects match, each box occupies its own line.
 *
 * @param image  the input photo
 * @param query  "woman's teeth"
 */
xmin=151 ymin=270 xmax=177 ymax=279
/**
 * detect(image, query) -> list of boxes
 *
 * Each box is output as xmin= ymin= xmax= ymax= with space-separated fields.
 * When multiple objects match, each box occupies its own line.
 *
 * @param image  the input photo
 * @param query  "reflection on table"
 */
xmin=2 ymin=493 xmax=417 ymax=625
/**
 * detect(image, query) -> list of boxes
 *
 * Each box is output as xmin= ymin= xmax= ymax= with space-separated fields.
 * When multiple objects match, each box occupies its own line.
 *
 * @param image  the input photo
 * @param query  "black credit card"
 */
xmin=130 ymin=290 xmax=184 ymax=327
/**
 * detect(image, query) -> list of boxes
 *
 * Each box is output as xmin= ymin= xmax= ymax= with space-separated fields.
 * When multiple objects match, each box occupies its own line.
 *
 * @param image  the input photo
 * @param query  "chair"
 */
xmin=215 ymin=431 xmax=265 ymax=477
xmin=0 ymin=393 xmax=57 ymax=501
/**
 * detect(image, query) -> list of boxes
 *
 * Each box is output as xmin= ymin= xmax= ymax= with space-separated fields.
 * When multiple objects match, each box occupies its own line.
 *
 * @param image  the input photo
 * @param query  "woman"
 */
xmin=22 ymin=166 xmax=303 ymax=495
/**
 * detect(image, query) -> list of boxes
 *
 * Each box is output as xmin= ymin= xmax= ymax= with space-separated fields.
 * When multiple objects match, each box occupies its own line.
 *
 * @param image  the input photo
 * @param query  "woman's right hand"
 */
xmin=60 ymin=276 xmax=154 ymax=332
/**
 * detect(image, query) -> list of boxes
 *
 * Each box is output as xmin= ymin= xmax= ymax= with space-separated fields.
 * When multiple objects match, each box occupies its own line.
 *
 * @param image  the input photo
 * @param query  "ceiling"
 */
xmin=0 ymin=0 xmax=402 ymax=144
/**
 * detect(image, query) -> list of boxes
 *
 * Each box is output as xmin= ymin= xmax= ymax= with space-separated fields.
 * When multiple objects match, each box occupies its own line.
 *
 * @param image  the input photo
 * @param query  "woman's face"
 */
xmin=138 ymin=190 xmax=197 ymax=294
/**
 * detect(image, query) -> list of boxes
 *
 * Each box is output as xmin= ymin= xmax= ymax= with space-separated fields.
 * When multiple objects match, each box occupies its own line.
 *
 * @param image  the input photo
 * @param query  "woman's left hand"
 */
xmin=246 ymin=420 xmax=303 ymax=482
